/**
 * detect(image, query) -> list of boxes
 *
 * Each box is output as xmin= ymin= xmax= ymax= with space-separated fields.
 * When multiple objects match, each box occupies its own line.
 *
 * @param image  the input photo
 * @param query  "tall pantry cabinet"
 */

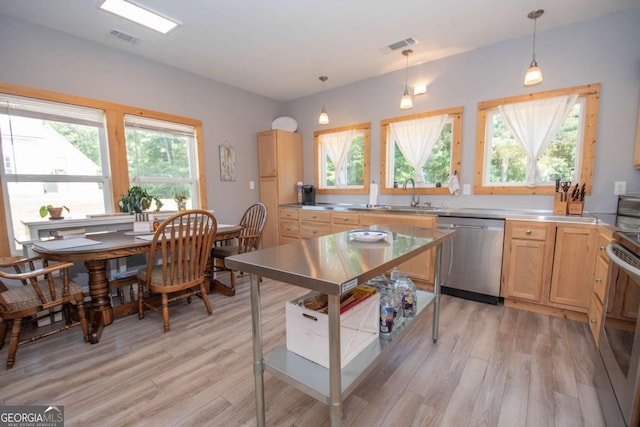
xmin=258 ymin=129 xmax=303 ymax=248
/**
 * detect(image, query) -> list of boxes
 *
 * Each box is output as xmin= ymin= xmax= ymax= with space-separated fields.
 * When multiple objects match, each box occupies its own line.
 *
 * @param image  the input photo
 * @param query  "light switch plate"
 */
xmin=614 ymin=181 xmax=626 ymax=195
xmin=249 ymin=181 xmax=255 ymax=190
xmin=463 ymin=184 xmax=471 ymax=195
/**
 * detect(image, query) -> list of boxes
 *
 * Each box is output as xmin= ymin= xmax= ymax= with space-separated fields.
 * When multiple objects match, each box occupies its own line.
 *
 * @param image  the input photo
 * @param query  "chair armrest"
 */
xmin=0 ymin=261 xmax=74 ymax=281
xmin=0 ymin=256 xmax=27 ymax=268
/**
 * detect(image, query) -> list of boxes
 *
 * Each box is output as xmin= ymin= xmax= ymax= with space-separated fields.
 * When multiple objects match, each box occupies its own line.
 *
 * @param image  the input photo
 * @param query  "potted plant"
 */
xmin=39 ymin=205 xmax=70 ymax=220
xmin=173 ymin=192 xmax=189 ymax=211
xmin=118 ymin=186 xmax=163 ymax=214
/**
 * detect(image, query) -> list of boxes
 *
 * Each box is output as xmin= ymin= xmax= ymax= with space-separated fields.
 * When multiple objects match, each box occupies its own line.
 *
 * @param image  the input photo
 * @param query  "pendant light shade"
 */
xmin=400 ymin=49 xmax=413 ymax=110
xmin=318 ymin=76 xmax=329 ymax=124
xmin=524 ymin=9 xmax=544 ymax=86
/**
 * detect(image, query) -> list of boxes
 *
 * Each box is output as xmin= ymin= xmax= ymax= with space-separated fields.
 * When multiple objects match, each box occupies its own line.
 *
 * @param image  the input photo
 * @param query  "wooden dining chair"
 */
xmin=137 ymin=210 xmax=217 ymax=332
xmin=211 ymin=202 xmax=267 ymax=295
xmin=0 ymin=256 xmax=89 ymax=369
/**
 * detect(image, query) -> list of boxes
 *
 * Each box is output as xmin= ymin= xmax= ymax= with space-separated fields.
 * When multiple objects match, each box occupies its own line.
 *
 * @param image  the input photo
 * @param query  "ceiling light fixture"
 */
xmin=99 ymin=0 xmax=180 ymax=35
xmin=400 ymin=49 xmax=413 ymax=110
xmin=318 ymin=76 xmax=329 ymax=125
xmin=524 ymin=9 xmax=544 ymax=86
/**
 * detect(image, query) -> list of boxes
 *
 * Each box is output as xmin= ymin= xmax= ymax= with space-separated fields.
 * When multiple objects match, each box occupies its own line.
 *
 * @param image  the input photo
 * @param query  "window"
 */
xmin=380 ymin=107 xmax=462 ymax=195
xmin=125 ymin=115 xmax=199 ymax=211
xmin=314 ymin=123 xmax=370 ymax=195
xmin=0 ymin=83 xmax=206 ymax=256
xmin=474 ymin=84 xmax=600 ymax=194
xmin=0 ymin=94 xmax=111 ymax=246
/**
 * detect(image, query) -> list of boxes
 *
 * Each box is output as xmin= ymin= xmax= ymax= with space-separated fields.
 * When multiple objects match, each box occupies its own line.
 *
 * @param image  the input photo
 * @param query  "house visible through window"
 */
xmin=0 ymin=93 xmax=110 ymax=248
xmin=314 ymin=123 xmax=370 ymax=195
xmin=474 ymin=84 xmax=600 ymax=194
xmin=380 ymin=107 xmax=462 ymax=195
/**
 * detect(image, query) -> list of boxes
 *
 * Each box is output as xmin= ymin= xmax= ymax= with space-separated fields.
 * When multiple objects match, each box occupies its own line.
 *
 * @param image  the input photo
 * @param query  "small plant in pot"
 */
xmin=39 ymin=205 xmax=70 ymax=220
xmin=118 ymin=186 xmax=163 ymax=214
xmin=173 ymin=192 xmax=189 ymax=211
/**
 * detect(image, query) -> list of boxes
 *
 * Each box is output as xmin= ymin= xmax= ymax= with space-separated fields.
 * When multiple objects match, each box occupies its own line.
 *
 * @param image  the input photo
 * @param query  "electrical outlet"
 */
xmin=614 ymin=181 xmax=626 ymax=195
xmin=463 ymin=184 xmax=471 ymax=195
xmin=249 ymin=181 xmax=255 ymax=190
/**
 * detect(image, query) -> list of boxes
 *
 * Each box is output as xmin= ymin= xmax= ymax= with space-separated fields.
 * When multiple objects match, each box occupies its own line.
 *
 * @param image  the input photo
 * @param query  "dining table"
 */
xmin=31 ymin=223 xmax=242 ymax=344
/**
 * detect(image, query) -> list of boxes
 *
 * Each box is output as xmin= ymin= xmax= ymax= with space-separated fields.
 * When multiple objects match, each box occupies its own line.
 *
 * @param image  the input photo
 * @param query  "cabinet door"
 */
xmin=501 ymin=221 xmax=554 ymax=303
xmin=549 ymin=225 xmax=597 ymax=309
xmin=259 ymin=177 xmax=278 ymax=248
xmin=258 ymin=131 xmax=277 ymax=177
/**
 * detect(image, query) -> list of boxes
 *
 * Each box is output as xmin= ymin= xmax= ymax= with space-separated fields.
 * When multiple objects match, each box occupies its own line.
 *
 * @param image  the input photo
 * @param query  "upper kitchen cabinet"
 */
xmin=258 ymin=129 xmax=303 ymax=248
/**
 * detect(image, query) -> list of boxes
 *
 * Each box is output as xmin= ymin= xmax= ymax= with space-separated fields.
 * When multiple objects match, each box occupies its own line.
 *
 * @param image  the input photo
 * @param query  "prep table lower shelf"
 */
xmin=264 ymin=290 xmax=435 ymax=403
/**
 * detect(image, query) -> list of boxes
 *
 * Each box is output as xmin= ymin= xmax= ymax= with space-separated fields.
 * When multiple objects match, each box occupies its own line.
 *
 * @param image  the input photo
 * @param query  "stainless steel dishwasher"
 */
xmin=437 ymin=216 xmax=505 ymax=304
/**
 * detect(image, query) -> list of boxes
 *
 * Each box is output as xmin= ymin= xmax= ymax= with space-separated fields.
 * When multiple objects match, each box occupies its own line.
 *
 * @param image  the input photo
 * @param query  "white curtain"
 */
xmin=320 ymin=130 xmax=355 ymax=187
xmin=389 ymin=114 xmax=448 ymax=183
xmin=499 ymin=94 xmax=578 ymax=187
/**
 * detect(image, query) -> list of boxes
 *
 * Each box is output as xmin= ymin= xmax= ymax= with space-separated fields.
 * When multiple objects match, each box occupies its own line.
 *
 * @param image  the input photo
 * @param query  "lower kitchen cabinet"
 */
xmin=501 ymin=221 xmax=555 ymax=303
xmin=502 ymin=220 xmax=598 ymax=318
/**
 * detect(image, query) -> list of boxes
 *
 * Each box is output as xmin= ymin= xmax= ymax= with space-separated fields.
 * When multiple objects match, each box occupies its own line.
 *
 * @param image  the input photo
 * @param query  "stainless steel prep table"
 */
xmin=225 ymin=225 xmax=454 ymax=427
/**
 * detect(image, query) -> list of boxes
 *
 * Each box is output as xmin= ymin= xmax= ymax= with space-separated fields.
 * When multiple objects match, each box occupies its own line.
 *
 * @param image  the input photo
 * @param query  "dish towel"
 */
xmin=449 ymin=173 xmax=461 ymax=196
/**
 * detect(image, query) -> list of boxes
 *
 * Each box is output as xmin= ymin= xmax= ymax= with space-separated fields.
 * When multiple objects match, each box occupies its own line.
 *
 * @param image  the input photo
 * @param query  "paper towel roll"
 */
xmin=449 ymin=173 xmax=460 ymax=196
xmin=369 ymin=183 xmax=378 ymax=206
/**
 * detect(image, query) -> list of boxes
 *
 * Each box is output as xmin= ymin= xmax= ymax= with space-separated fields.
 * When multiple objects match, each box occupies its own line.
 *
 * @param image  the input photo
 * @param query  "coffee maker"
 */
xmin=302 ymin=185 xmax=316 ymax=205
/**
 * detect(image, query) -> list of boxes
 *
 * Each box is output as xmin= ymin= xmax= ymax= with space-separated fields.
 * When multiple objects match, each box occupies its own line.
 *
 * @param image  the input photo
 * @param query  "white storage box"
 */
xmin=285 ymin=291 xmax=380 ymax=369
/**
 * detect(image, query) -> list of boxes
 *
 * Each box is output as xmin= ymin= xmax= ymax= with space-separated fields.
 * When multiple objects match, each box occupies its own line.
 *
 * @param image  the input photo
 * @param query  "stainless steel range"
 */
xmin=596 ymin=195 xmax=640 ymax=426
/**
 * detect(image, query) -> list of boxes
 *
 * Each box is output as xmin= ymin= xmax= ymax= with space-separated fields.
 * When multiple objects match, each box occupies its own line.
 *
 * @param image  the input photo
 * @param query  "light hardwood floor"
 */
xmin=0 ymin=276 xmax=606 ymax=426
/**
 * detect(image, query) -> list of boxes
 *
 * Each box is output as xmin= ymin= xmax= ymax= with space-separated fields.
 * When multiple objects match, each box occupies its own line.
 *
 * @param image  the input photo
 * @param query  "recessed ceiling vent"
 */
xmin=380 ymin=37 xmax=418 ymax=54
xmin=108 ymin=29 xmax=142 ymax=45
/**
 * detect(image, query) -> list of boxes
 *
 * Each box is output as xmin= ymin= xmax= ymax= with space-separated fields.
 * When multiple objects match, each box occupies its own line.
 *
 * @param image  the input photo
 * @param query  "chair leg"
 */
xmin=76 ymin=298 xmax=89 ymax=343
xmin=6 ymin=318 xmax=22 ymax=369
xmin=138 ymin=282 xmax=145 ymax=320
xmin=200 ymin=283 xmax=213 ymax=315
xmin=230 ymin=268 xmax=236 ymax=291
xmin=0 ymin=320 xmax=8 ymax=351
xmin=161 ymin=294 xmax=170 ymax=333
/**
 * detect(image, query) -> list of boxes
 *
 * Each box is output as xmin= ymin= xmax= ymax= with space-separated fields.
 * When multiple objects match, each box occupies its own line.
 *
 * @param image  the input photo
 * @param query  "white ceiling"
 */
xmin=0 ymin=0 xmax=637 ymax=101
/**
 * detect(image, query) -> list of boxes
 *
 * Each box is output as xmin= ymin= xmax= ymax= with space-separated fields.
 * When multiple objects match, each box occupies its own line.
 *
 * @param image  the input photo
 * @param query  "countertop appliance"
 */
xmin=595 ymin=195 xmax=640 ymax=426
xmin=438 ymin=215 xmax=505 ymax=304
xmin=302 ymin=185 xmax=316 ymax=206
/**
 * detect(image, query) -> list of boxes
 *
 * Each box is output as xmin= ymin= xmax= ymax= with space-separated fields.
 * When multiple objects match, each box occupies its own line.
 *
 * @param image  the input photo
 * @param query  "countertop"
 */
xmin=281 ymin=203 xmax=618 ymax=226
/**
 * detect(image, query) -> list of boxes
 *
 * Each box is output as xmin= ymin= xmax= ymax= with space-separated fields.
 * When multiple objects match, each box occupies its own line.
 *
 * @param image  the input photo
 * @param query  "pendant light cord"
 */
xmin=531 ymin=17 xmax=538 ymax=63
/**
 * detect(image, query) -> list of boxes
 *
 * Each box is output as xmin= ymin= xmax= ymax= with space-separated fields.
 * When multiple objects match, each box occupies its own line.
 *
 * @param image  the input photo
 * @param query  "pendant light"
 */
xmin=400 ymin=49 xmax=413 ymax=110
xmin=318 ymin=76 xmax=329 ymax=125
xmin=524 ymin=9 xmax=544 ymax=86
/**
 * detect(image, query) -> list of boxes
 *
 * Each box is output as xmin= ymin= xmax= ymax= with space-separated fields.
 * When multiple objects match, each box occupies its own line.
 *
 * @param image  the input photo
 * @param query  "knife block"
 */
xmin=568 ymin=200 xmax=584 ymax=216
xmin=553 ymin=194 xmax=567 ymax=215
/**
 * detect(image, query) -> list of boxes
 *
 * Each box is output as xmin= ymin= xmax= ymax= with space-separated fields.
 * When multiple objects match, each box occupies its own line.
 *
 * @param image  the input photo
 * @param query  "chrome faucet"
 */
xmin=402 ymin=178 xmax=421 ymax=207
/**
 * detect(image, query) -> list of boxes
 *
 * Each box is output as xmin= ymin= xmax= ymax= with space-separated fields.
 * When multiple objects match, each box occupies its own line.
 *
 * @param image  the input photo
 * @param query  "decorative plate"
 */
xmin=271 ymin=116 xmax=298 ymax=132
xmin=350 ymin=230 xmax=388 ymax=242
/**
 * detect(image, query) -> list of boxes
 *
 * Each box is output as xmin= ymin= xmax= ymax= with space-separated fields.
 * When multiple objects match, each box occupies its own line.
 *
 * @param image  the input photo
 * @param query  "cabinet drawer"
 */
xmin=597 ymin=232 xmax=612 ymax=263
xmin=300 ymin=221 xmax=332 ymax=239
xmin=300 ymin=210 xmax=332 ymax=223
xmin=279 ymin=209 xmax=300 ymax=221
xmin=279 ymin=219 xmax=300 ymax=238
xmin=331 ymin=212 xmax=360 ymax=226
xmin=510 ymin=223 xmax=549 ymax=240
xmin=593 ymin=256 xmax=608 ymax=304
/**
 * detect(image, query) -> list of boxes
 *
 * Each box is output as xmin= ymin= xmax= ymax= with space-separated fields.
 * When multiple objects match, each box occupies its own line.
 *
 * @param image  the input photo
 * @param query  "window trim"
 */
xmin=0 ymin=82 xmax=207 ymax=257
xmin=380 ymin=106 xmax=463 ymax=195
xmin=314 ymin=122 xmax=371 ymax=195
xmin=474 ymin=83 xmax=600 ymax=195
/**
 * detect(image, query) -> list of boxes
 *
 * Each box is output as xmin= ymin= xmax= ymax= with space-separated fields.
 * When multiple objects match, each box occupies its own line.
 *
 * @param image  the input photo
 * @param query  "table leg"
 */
xmin=250 ymin=274 xmax=265 ymax=427
xmin=84 ymin=259 xmax=113 ymax=344
xmin=328 ymin=293 xmax=343 ymax=426
xmin=432 ymin=244 xmax=442 ymax=343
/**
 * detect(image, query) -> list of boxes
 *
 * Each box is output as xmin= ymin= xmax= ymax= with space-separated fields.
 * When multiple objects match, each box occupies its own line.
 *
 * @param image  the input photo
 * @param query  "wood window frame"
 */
xmin=380 ymin=106 xmax=463 ymax=195
xmin=314 ymin=122 xmax=371 ymax=195
xmin=0 ymin=82 xmax=207 ymax=257
xmin=474 ymin=83 xmax=600 ymax=195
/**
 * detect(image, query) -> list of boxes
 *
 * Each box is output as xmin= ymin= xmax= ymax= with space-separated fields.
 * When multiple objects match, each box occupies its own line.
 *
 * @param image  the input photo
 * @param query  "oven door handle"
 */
xmin=606 ymin=243 xmax=640 ymax=280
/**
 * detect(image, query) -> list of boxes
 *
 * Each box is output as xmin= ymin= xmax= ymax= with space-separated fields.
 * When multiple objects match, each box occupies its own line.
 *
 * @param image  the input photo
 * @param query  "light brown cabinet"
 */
xmin=501 ymin=221 xmax=555 ymax=303
xmin=331 ymin=212 xmax=360 ymax=234
xmin=299 ymin=210 xmax=332 ymax=240
xmin=502 ymin=220 xmax=598 ymax=317
xmin=258 ymin=130 xmax=302 ymax=248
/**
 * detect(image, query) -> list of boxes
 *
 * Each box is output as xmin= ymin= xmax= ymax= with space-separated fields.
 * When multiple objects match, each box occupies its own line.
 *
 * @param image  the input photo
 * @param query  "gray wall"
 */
xmin=284 ymin=7 xmax=640 ymax=214
xmin=0 ymin=13 xmax=282 ymax=224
